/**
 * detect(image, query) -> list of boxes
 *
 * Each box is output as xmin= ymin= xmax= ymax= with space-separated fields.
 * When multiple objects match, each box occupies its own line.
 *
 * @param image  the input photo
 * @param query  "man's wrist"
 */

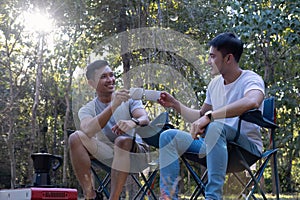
xmin=110 ymin=103 xmax=117 ymax=113
xmin=204 ymin=110 xmax=214 ymax=122
xmin=199 ymin=110 xmax=205 ymax=118
xmin=173 ymin=100 xmax=181 ymax=113
xmin=131 ymin=118 xmax=140 ymax=126
xmin=131 ymin=117 xmax=148 ymax=127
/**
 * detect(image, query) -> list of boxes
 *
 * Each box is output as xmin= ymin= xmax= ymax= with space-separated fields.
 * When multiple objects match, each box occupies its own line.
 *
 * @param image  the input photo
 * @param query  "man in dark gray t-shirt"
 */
xmin=69 ymin=60 xmax=150 ymax=200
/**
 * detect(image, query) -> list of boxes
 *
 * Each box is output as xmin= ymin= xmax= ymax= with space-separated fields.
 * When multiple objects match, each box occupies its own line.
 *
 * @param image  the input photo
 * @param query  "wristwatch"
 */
xmin=131 ymin=118 xmax=140 ymax=126
xmin=204 ymin=110 xmax=214 ymax=122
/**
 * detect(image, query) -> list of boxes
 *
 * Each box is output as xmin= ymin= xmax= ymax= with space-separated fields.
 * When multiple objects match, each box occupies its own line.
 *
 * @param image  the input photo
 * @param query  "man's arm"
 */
xmin=190 ymin=89 xmax=264 ymax=139
xmin=80 ymin=89 xmax=131 ymax=137
xmin=131 ymin=108 xmax=150 ymax=126
xmin=112 ymin=107 xmax=149 ymax=135
xmin=80 ymin=104 xmax=113 ymax=138
xmin=178 ymin=102 xmax=212 ymax=123
xmin=158 ymin=91 xmax=212 ymax=123
xmin=210 ymin=89 xmax=264 ymax=120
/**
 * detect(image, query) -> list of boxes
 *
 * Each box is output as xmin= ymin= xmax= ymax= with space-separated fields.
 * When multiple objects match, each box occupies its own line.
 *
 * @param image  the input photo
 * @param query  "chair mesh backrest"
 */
xmin=263 ymin=97 xmax=275 ymax=122
xmin=227 ymin=97 xmax=277 ymax=172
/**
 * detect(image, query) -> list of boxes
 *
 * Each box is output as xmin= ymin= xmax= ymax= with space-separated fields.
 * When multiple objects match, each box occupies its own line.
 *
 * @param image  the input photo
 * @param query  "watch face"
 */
xmin=205 ymin=111 xmax=213 ymax=120
xmin=131 ymin=118 xmax=140 ymax=125
xmin=204 ymin=110 xmax=213 ymax=121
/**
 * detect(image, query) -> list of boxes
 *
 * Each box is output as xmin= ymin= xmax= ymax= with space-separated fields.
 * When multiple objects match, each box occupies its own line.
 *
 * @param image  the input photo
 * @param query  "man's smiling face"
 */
xmin=89 ymin=66 xmax=116 ymax=96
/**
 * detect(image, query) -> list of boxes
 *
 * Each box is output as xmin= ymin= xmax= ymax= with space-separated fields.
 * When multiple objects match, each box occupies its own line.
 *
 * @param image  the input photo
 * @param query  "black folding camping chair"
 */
xmin=181 ymin=97 xmax=280 ymax=199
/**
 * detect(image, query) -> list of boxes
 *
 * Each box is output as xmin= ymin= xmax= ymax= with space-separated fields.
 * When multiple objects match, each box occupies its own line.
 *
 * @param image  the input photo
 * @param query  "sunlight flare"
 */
xmin=22 ymin=10 xmax=54 ymax=34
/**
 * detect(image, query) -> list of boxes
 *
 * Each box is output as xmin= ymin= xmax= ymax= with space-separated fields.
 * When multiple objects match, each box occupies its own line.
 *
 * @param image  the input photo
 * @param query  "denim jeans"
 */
xmin=159 ymin=121 xmax=261 ymax=200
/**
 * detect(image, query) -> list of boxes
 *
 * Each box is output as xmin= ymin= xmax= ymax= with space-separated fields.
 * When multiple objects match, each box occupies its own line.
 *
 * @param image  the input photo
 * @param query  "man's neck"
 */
xmin=223 ymin=67 xmax=242 ymax=85
xmin=97 ymin=93 xmax=112 ymax=104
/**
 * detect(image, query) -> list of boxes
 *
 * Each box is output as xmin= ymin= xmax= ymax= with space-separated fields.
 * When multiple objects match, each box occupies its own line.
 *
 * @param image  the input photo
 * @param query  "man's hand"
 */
xmin=112 ymin=120 xmax=136 ymax=135
xmin=190 ymin=116 xmax=210 ymax=139
xmin=111 ymin=89 xmax=130 ymax=111
xmin=157 ymin=91 xmax=178 ymax=109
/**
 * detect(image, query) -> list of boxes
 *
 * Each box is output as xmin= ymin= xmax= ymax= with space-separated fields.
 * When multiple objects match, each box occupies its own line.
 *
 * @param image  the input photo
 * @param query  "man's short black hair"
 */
xmin=208 ymin=32 xmax=243 ymax=62
xmin=86 ymin=60 xmax=109 ymax=80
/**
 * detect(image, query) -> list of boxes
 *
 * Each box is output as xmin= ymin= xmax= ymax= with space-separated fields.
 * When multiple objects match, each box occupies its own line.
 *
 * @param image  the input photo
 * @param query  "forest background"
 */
xmin=0 ymin=0 xmax=299 ymax=198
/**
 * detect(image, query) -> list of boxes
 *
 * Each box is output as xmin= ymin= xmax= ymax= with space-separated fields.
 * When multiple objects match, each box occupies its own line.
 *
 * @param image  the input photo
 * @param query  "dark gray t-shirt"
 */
xmin=78 ymin=97 xmax=144 ymax=142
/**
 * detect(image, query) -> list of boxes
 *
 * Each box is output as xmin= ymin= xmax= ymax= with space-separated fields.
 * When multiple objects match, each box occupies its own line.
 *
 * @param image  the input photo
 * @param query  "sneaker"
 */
xmin=94 ymin=192 xmax=103 ymax=200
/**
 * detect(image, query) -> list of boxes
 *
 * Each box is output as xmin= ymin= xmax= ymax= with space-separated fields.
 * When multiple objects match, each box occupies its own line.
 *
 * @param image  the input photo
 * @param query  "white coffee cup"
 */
xmin=144 ymin=90 xmax=161 ymax=101
xmin=130 ymin=88 xmax=161 ymax=101
xmin=130 ymin=88 xmax=144 ymax=100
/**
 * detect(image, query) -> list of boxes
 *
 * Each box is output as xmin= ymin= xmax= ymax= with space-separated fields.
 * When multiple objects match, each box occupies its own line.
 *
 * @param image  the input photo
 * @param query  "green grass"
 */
xmin=179 ymin=193 xmax=300 ymax=200
xmin=78 ymin=193 xmax=300 ymax=199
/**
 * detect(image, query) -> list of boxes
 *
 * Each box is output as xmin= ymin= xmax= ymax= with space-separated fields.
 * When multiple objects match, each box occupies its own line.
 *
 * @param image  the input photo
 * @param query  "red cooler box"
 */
xmin=0 ymin=187 xmax=77 ymax=200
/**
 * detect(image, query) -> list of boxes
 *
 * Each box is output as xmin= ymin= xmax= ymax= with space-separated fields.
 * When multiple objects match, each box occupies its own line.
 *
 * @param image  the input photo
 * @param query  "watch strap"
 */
xmin=131 ymin=118 xmax=140 ymax=126
xmin=204 ymin=110 xmax=214 ymax=122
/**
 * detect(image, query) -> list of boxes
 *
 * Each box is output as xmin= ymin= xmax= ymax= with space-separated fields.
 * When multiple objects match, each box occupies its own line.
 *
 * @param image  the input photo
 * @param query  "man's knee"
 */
xmin=205 ymin=122 xmax=227 ymax=148
xmin=159 ymin=129 xmax=179 ymax=148
xmin=68 ymin=131 xmax=83 ymax=148
xmin=159 ymin=129 xmax=176 ymax=147
xmin=114 ymin=136 xmax=132 ymax=150
xmin=206 ymin=122 xmax=225 ymax=135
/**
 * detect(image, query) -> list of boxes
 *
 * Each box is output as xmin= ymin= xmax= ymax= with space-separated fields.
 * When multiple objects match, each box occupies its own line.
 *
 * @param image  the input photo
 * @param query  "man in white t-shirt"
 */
xmin=68 ymin=60 xmax=150 ymax=200
xmin=157 ymin=32 xmax=265 ymax=200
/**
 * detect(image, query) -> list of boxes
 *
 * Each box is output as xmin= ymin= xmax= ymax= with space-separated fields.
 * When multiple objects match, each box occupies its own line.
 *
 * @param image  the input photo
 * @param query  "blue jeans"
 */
xmin=159 ymin=121 xmax=261 ymax=200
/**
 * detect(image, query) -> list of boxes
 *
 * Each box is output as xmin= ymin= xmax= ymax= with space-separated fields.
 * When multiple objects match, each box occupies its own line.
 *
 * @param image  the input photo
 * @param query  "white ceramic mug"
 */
xmin=130 ymin=88 xmax=144 ymax=100
xmin=130 ymin=88 xmax=161 ymax=101
xmin=144 ymin=90 xmax=161 ymax=101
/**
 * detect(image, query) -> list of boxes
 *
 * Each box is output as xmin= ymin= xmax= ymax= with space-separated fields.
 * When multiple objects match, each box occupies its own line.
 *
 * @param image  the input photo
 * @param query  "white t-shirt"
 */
xmin=78 ymin=98 xmax=144 ymax=143
xmin=205 ymin=70 xmax=265 ymax=151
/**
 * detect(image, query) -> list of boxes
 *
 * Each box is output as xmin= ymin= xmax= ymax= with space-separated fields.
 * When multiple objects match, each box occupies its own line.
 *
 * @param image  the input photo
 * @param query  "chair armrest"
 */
xmin=136 ymin=112 xmax=173 ymax=148
xmin=240 ymin=109 xmax=279 ymax=129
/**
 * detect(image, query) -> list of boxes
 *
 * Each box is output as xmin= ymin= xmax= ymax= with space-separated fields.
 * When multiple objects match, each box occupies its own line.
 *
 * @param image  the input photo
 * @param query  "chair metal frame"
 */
xmin=181 ymin=97 xmax=280 ymax=199
xmin=91 ymin=158 xmax=159 ymax=200
xmin=90 ymin=112 xmax=172 ymax=200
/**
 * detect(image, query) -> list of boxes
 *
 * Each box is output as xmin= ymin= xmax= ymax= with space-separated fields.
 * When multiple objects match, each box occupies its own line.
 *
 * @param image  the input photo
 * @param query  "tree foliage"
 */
xmin=0 ymin=0 xmax=299 ymax=196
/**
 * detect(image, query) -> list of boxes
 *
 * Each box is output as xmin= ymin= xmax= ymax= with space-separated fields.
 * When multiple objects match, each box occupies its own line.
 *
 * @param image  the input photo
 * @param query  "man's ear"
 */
xmin=226 ymin=54 xmax=234 ymax=64
xmin=88 ymin=79 xmax=96 ymax=89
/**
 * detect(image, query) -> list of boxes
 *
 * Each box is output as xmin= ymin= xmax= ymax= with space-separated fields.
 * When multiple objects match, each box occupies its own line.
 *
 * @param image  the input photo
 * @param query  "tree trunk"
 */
xmin=63 ymin=57 xmax=74 ymax=185
xmin=7 ymin=66 xmax=16 ymax=188
xmin=62 ymin=20 xmax=80 ymax=184
xmin=7 ymin=133 xmax=16 ymax=189
xmin=117 ymin=1 xmax=136 ymax=197
xmin=118 ymin=1 xmax=131 ymax=89
xmin=63 ymin=43 xmax=74 ymax=185
xmin=29 ymin=34 xmax=44 ymax=185
xmin=63 ymin=93 xmax=70 ymax=185
xmin=262 ymin=40 xmax=275 ymax=85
